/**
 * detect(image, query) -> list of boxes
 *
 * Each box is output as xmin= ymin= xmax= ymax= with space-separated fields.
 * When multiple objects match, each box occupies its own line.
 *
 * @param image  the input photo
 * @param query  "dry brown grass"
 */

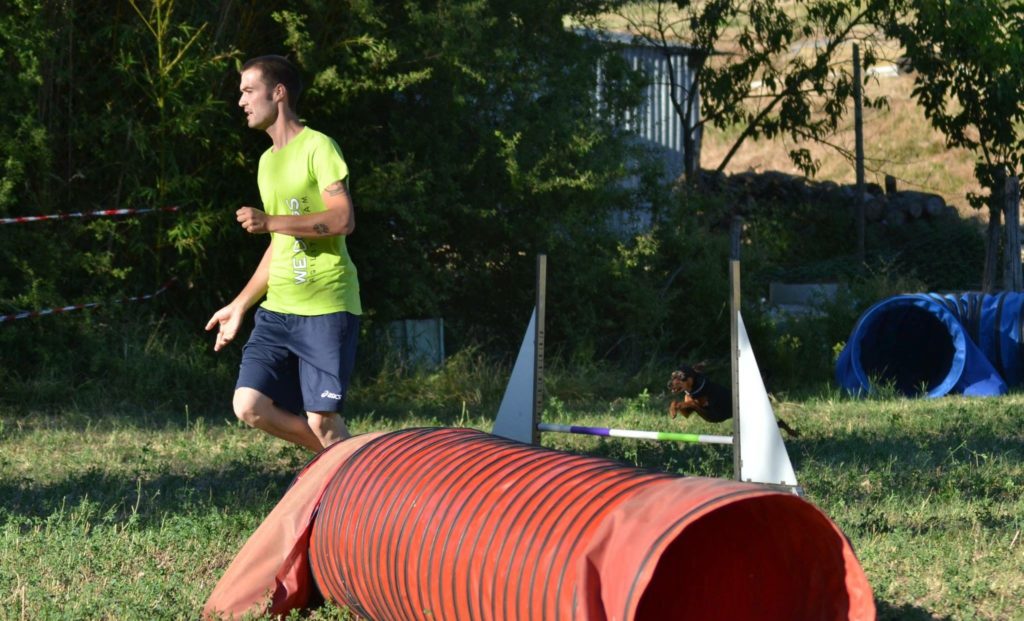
xmin=589 ymin=3 xmax=987 ymax=220
xmin=701 ymin=71 xmax=985 ymax=220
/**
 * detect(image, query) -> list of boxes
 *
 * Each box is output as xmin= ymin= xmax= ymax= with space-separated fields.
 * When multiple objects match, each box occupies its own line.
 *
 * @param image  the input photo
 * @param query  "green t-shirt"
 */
xmin=257 ymin=127 xmax=362 ymax=316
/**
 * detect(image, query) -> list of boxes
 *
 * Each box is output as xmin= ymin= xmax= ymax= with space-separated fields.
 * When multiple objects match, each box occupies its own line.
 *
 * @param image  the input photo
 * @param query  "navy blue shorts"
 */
xmin=236 ymin=308 xmax=359 ymax=415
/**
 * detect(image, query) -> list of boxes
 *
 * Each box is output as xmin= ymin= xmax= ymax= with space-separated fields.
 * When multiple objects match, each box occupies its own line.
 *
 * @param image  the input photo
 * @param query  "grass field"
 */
xmin=2 ymin=367 xmax=1021 ymax=620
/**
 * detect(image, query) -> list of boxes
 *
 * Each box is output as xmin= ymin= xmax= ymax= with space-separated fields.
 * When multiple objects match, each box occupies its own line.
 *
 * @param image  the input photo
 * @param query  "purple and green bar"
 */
xmin=538 ymin=423 xmax=733 ymax=445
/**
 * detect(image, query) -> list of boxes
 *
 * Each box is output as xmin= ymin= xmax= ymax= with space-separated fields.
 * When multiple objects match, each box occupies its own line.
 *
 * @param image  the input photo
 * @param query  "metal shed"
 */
xmin=583 ymin=28 xmax=704 ymax=182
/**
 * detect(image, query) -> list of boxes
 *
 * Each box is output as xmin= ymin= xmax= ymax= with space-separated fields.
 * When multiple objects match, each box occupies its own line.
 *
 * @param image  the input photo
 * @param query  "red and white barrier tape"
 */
xmin=0 ymin=206 xmax=180 ymax=225
xmin=0 ymin=280 xmax=176 ymax=324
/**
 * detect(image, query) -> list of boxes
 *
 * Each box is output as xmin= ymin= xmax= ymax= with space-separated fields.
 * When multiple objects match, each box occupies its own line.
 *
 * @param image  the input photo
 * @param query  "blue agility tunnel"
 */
xmin=835 ymin=292 xmax=1024 ymax=397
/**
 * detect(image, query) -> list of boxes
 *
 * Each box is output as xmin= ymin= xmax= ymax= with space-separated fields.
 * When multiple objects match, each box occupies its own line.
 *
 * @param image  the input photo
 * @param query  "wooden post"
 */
xmin=984 ymin=169 xmax=1006 ymax=293
xmin=729 ymin=217 xmax=742 ymax=481
xmin=885 ymin=175 xmax=897 ymax=194
xmin=532 ymin=254 xmax=547 ymax=445
xmin=1004 ymin=176 xmax=1022 ymax=292
xmin=853 ymin=44 xmax=866 ymax=264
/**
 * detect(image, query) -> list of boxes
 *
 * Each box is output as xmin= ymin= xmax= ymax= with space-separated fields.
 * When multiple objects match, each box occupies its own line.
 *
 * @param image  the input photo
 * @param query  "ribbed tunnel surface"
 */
xmin=309 ymin=427 xmax=874 ymax=620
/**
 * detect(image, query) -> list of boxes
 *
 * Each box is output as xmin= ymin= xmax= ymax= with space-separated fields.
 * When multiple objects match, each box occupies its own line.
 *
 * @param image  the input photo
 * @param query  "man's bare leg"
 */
xmin=233 ymin=387 xmax=323 ymax=452
xmin=307 ymin=411 xmax=350 ymax=448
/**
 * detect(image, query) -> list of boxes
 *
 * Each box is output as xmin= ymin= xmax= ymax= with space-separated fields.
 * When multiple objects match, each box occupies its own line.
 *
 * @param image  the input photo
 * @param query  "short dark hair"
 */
xmin=242 ymin=55 xmax=303 ymax=111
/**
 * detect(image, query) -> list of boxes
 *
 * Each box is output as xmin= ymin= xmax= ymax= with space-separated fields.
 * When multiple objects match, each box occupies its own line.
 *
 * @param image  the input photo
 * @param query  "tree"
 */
xmin=613 ymin=0 xmax=888 ymax=180
xmin=875 ymin=0 xmax=1024 ymax=291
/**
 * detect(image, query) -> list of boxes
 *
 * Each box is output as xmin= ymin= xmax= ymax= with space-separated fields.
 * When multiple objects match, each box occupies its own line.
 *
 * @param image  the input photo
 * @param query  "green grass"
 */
xmin=1 ymin=369 xmax=1022 ymax=620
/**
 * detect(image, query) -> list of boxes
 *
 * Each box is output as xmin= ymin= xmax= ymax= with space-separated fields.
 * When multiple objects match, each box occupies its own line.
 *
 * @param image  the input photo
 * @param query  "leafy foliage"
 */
xmin=612 ymin=0 xmax=890 ymax=178
xmin=876 ymin=0 xmax=1024 ymax=290
xmin=877 ymin=0 xmax=1024 ymax=202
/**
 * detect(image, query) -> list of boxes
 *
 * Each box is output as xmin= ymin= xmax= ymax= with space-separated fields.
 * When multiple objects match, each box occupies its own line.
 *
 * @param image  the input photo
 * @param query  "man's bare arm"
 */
xmin=205 ymin=243 xmax=272 ymax=351
xmin=236 ymin=179 xmax=354 ymax=238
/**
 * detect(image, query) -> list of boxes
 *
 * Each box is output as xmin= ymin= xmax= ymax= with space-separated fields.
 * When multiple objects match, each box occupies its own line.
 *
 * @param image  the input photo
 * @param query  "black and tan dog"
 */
xmin=668 ymin=363 xmax=799 ymax=438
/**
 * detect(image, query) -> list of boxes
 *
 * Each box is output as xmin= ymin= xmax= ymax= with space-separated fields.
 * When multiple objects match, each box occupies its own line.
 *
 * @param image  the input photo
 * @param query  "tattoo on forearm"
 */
xmin=313 ymin=223 xmax=329 ymax=235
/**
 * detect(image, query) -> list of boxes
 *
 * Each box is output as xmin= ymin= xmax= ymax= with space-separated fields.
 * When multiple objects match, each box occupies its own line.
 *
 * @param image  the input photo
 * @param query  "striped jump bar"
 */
xmin=538 ymin=423 xmax=733 ymax=445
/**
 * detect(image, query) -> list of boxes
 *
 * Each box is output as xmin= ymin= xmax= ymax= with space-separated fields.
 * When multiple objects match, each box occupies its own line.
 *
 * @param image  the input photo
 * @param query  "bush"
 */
xmin=875 ymin=213 xmax=986 ymax=291
xmin=0 ymin=309 xmax=237 ymax=415
xmin=744 ymin=266 xmax=928 ymax=393
xmin=661 ymin=177 xmax=985 ymax=393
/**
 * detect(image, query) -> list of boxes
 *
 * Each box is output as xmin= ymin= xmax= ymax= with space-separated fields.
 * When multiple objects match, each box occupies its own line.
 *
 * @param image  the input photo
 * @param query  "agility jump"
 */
xmin=492 ymin=241 xmax=800 ymax=491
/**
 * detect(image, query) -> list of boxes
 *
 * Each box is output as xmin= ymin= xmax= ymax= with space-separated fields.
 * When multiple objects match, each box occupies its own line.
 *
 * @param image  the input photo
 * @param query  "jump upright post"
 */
xmin=730 ymin=216 xmax=743 ymax=480
xmin=491 ymin=254 xmax=547 ymax=445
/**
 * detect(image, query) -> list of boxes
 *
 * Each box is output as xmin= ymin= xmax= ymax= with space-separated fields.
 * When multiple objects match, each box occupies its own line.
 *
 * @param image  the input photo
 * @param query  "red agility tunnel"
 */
xmin=308 ymin=427 xmax=875 ymax=620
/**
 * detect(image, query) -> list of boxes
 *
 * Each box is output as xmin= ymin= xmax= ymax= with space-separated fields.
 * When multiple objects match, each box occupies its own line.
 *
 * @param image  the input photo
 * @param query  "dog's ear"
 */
xmin=694 ymin=360 xmax=709 ymax=373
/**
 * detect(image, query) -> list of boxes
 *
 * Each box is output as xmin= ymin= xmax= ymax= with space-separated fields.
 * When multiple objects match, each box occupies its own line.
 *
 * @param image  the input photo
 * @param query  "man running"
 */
xmin=206 ymin=55 xmax=361 ymax=452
